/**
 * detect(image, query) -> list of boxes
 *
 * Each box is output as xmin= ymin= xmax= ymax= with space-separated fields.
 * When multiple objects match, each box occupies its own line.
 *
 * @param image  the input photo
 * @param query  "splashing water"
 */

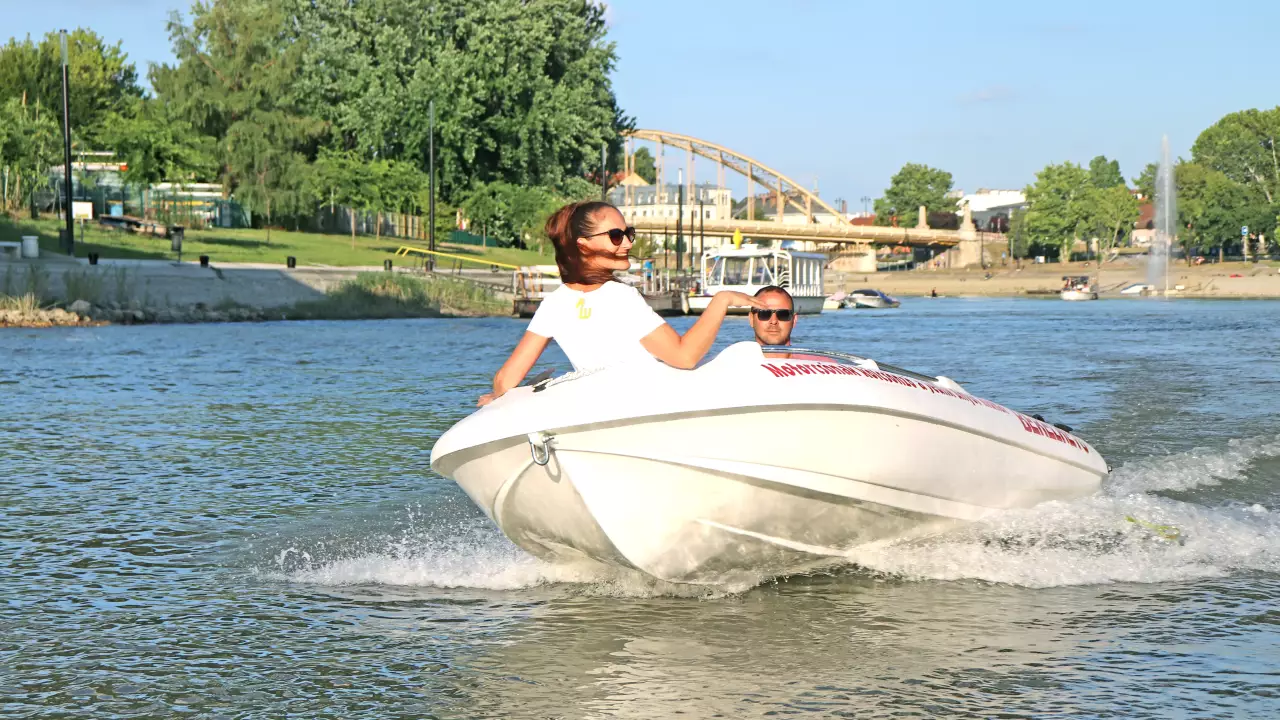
xmin=262 ymin=511 xmax=748 ymax=599
xmin=259 ymin=436 xmax=1280 ymax=595
xmin=840 ymin=435 xmax=1279 ymax=588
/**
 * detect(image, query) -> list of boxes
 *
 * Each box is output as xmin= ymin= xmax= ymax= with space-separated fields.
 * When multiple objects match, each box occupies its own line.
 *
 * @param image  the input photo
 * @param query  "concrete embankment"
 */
xmin=0 ymin=256 xmax=507 ymax=327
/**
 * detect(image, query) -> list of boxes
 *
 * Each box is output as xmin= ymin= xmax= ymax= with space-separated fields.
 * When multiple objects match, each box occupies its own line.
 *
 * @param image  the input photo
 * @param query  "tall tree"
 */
xmin=1191 ymin=107 xmax=1280 ymax=204
xmin=103 ymin=98 xmax=217 ymax=189
xmin=1090 ymin=185 xmax=1140 ymax=260
xmin=1007 ymin=207 xmax=1029 ymax=262
xmin=289 ymin=0 xmax=630 ymax=202
xmin=0 ymin=29 xmax=143 ymax=148
xmin=1023 ymin=162 xmax=1093 ymax=263
xmin=1133 ymin=162 xmax=1158 ymax=200
xmin=309 ymin=150 xmax=374 ymax=247
xmin=1174 ymin=161 xmax=1274 ymax=263
xmin=1088 ymin=155 xmax=1125 ymax=189
xmin=154 ymin=0 xmax=323 ymax=229
xmin=632 ymin=146 xmax=656 ymax=184
xmin=460 ymin=181 xmax=561 ymax=249
xmin=874 ymin=163 xmax=954 ymax=228
xmin=0 ymin=97 xmax=62 ymax=216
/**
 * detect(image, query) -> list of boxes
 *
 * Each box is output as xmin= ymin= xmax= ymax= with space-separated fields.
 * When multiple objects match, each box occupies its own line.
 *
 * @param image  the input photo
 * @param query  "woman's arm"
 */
xmin=479 ymin=332 xmax=550 ymax=406
xmin=639 ymin=291 xmax=763 ymax=369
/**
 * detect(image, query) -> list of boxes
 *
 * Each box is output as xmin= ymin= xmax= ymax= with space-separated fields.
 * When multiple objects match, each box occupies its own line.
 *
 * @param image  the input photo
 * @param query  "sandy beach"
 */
xmin=827 ymin=258 xmax=1280 ymax=299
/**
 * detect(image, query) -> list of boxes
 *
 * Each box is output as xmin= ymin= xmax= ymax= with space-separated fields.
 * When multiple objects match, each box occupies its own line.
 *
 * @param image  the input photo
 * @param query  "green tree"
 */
xmin=1191 ymin=108 xmax=1280 ymax=204
xmin=155 ymin=0 xmax=324 ymax=231
xmin=310 ymin=150 xmax=376 ymax=247
xmin=0 ymin=97 xmax=62 ymax=217
xmin=103 ymin=98 xmax=217 ymax=189
xmin=0 ymin=29 xmax=143 ymax=148
xmin=1174 ymin=161 xmax=1273 ymax=263
xmin=460 ymin=181 xmax=561 ymax=250
xmin=290 ymin=0 xmax=630 ymax=202
xmin=1023 ymin=162 xmax=1093 ymax=263
xmin=1090 ymin=185 xmax=1140 ymax=260
xmin=1088 ymin=155 xmax=1125 ymax=189
xmin=1133 ymin=162 xmax=1158 ymax=200
xmin=632 ymin=147 xmax=656 ymax=183
xmin=1007 ymin=207 xmax=1029 ymax=262
xmin=874 ymin=163 xmax=954 ymax=228
xmin=558 ymin=176 xmax=605 ymax=203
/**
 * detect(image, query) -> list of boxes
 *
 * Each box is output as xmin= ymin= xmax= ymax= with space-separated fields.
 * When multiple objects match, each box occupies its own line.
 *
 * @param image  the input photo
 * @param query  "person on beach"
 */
xmin=750 ymin=286 xmax=827 ymax=361
xmin=478 ymin=201 xmax=765 ymax=406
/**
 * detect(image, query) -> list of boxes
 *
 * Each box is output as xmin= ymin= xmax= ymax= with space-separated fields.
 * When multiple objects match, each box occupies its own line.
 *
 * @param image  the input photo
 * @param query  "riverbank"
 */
xmin=0 ymin=216 xmax=551 ymax=268
xmin=829 ymin=258 xmax=1280 ymax=299
xmin=0 ymin=257 xmax=508 ymax=328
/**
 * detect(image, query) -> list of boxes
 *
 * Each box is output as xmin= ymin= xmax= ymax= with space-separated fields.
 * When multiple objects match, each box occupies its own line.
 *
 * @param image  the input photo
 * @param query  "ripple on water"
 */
xmin=3 ymin=307 xmax=1280 ymax=718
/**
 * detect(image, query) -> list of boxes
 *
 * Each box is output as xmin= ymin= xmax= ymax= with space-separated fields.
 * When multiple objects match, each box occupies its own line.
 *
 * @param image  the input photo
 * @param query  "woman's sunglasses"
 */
xmin=752 ymin=308 xmax=794 ymax=322
xmin=584 ymin=227 xmax=637 ymax=246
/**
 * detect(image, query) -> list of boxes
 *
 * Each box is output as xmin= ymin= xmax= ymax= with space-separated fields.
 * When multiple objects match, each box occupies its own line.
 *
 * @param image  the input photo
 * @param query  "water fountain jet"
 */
xmin=1148 ymin=136 xmax=1176 ymax=295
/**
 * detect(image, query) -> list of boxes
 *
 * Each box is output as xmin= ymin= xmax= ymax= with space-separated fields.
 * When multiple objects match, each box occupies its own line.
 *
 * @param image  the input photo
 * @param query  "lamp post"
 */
xmin=427 ymin=99 xmax=435 ymax=271
xmin=698 ymin=199 xmax=704 ymax=268
xmin=600 ymin=143 xmax=608 ymax=202
xmin=860 ymin=195 xmax=870 ymax=215
xmin=59 ymin=30 xmax=74 ymax=255
xmin=676 ymin=169 xmax=684 ymax=273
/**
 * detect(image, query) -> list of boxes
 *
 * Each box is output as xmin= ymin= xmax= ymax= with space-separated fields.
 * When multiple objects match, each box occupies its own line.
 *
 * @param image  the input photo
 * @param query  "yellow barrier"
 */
xmin=394 ymin=245 xmax=522 ymax=271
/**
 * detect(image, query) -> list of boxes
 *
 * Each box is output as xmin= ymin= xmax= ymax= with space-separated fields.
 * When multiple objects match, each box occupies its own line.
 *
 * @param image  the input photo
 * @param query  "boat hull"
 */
xmin=438 ymin=407 xmax=1100 ymax=583
xmin=431 ymin=344 xmax=1108 ymax=584
xmin=1060 ymin=290 xmax=1098 ymax=301
xmin=851 ymin=297 xmax=899 ymax=309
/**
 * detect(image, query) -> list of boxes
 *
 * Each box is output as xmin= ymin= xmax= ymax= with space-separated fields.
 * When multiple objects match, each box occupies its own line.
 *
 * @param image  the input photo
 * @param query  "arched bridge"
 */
xmin=619 ymin=129 xmax=978 ymax=253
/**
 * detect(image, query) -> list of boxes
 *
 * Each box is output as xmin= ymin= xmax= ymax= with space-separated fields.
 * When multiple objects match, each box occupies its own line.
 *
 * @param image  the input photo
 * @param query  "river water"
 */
xmin=3 ymin=298 xmax=1278 ymax=718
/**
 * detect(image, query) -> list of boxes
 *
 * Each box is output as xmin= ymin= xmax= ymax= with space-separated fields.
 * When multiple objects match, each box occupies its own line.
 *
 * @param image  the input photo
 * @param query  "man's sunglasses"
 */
xmin=584 ymin=227 xmax=637 ymax=246
xmin=752 ymin=308 xmax=794 ymax=322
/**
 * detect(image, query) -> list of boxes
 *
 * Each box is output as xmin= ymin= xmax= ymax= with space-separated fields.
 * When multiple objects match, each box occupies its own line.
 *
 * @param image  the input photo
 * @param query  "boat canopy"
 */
xmin=700 ymin=245 xmax=825 ymax=298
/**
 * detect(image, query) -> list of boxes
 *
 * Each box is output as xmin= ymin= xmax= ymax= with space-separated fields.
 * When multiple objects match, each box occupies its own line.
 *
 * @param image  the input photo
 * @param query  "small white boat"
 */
xmin=847 ymin=288 xmax=900 ymax=309
xmin=1060 ymin=275 xmax=1098 ymax=301
xmin=689 ymin=244 xmax=825 ymax=315
xmin=1120 ymin=283 xmax=1154 ymax=296
xmin=823 ymin=291 xmax=847 ymax=311
xmin=431 ymin=343 xmax=1108 ymax=584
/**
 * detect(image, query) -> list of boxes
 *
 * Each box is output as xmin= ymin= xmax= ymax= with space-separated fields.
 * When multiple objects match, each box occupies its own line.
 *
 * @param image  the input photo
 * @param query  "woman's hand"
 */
xmin=477 ymin=393 xmax=496 ymax=407
xmin=713 ymin=291 xmax=767 ymax=310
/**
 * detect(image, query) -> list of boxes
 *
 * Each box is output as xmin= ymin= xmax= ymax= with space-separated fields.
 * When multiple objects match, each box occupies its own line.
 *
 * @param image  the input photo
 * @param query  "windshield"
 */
xmin=751 ymin=257 xmax=775 ymax=285
xmin=706 ymin=257 xmax=725 ymax=285
xmin=722 ymin=257 xmax=750 ymax=285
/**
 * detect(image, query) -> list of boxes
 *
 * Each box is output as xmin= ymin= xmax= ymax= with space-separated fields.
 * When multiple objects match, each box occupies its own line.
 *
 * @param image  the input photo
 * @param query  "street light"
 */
xmin=860 ymin=195 xmax=871 ymax=215
xmin=427 ymin=99 xmax=436 ymax=271
xmin=59 ymin=29 xmax=74 ymax=255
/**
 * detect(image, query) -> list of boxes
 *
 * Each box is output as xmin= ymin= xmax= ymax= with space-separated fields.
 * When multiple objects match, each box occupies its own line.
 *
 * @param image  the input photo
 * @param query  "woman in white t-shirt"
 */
xmin=478 ymin=201 xmax=764 ymax=405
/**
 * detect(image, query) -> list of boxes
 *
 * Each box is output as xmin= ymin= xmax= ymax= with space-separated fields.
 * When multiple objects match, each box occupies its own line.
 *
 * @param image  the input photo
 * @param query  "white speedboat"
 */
xmin=1060 ymin=275 xmax=1098 ymax=301
xmin=689 ymin=244 xmax=826 ymax=315
xmin=430 ymin=343 xmax=1107 ymax=584
xmin=847 ymin=288 xmax=900 ymax=309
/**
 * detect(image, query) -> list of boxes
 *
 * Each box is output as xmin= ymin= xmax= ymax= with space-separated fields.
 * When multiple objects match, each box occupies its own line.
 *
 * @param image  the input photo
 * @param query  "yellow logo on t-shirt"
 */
xmin=576 ymin=298 xmax=592 ymax=319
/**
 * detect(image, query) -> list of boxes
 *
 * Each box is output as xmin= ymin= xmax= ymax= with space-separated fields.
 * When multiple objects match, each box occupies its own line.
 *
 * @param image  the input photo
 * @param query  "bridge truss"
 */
xmin=618 ymin=129 xmax=966 ymax=248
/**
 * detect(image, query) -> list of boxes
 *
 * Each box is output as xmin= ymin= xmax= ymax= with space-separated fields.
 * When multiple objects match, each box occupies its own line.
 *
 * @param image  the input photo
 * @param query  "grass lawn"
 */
xmin=0 ymin=216 xmax=554 ymax=268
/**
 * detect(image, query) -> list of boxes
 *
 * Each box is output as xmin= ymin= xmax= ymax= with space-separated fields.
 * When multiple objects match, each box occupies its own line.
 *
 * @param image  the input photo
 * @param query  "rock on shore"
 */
xmin=0 ymin=306 xmax=98 ymax=328
xmin=0 ymin=301 xmax=275 ymax=328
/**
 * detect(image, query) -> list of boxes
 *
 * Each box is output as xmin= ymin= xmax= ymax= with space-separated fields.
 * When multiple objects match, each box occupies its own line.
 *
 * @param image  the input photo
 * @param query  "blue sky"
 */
xmin=6 ymin=0 xmax=1277 ymax=207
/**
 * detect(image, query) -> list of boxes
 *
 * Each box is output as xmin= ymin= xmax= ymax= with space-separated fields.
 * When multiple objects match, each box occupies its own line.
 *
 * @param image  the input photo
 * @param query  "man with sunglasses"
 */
xmin=750 ymin=286 xmax=826 ymax=361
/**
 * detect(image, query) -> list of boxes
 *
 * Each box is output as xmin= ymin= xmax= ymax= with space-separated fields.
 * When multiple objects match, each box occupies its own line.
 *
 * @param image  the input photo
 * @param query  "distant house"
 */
xmin=953 ymin=189 xmax=1026 ymax=230
xmin=1131 ymin=202 xmax=1155 ymax=246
